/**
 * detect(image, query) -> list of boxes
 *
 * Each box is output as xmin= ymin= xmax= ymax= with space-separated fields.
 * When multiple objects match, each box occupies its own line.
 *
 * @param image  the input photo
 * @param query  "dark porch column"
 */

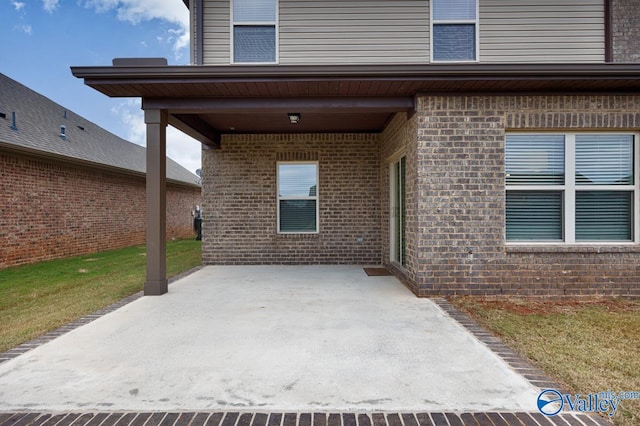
xmin=144 ymin=109 xmax=168 ymax=295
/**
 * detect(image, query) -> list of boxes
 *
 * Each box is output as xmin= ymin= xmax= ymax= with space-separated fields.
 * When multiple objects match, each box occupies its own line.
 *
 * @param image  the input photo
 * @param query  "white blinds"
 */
xmin=576 ymin=192 xmax=632 ymax=241
xmin=432 ymin=0 xmax=476 ymax=21
xmin=506 ymin=135 xmax=565 ymax=185
xmin=233 ymin=0 xmax=276 ymax=22
xmin=506 ymin=191 xmax=563 ymax=241
xmin=575 ymin=134 xmax=633 ymax=185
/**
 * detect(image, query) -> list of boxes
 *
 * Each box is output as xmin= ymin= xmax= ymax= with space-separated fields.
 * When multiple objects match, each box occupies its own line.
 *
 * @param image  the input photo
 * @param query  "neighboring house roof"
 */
xmin=0 ymin=73 xmax=200 ymax=187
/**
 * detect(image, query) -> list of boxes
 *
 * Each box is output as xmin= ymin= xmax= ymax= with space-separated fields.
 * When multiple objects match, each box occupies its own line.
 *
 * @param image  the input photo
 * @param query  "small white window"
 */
xmin=277 ymin=162 xmax=318 ymax=233
xmin=431 ymin=0 xmax=478 ymax=62
xmin=505 ymin=133 xmax=639 ymax=243
xmin=231 ymin=0 xmax=278 ymax=64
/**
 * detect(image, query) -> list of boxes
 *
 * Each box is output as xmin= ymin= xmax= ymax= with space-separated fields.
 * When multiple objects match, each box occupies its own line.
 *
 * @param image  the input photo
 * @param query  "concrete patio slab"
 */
xmin=0 ymin=265 xmax=542 ymax=412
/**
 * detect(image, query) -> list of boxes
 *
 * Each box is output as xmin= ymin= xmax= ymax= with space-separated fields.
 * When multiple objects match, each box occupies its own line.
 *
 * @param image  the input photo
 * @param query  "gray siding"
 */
xmin=202 ymin=0 xmax=429 ymax=65
xmin=480 ymin=0 xmax=605 ymax=63
xmin=202 ymin=0 xmax=231 ymax=65
xmin=279 ymin=0 xmax=429 ymax=65
xmin=201 ymin=0 xmax=605 ymax=66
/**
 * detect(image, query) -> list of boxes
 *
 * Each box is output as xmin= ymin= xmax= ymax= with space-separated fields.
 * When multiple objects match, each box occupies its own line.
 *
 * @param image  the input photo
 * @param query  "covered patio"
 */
xmin=71 ymin=60 xmax=640 ymax=296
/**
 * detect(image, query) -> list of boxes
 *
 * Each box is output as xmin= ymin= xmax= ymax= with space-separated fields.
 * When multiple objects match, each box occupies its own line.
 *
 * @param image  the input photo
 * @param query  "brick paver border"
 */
xmin=0 ymin=410 xmax=610 ymax=426
xmin=431 ymin=299 xmax=570 ymax=394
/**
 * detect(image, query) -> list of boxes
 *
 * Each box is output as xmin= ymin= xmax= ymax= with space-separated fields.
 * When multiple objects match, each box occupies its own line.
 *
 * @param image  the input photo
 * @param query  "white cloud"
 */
xmin=12 ymin=1 xmax=26 ymax=11
xmin=167 ymin=127 xmax=202 ymax=176
xmin=82 ymin=0 xmax=189 ymax=59
xmin=42 ymin=0 xmax=59 ymax=13
xmin=112 ymin=99 xmax=145 ymax=144
xmin=16 ymin=23 xmax=32 ymax=34
xmin=112 ymin=100 xmax=202 ymax=175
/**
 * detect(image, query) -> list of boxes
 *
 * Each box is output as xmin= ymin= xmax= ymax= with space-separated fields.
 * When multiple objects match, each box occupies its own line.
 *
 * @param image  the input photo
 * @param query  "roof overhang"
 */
xmin=71 ymin=62 xmax=640 ymax=146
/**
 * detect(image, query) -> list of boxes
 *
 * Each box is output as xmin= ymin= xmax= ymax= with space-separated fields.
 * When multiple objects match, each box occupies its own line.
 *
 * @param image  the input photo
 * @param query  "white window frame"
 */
xmin=506 ymin=132 xmax=640 ymax=245
xmin=277 ymin=161 xmax=319 ymax=234
xmin=230 ymin=0 xmax=279 ymax=64
xmin=430 ymin=0 xmax=480 ymax=63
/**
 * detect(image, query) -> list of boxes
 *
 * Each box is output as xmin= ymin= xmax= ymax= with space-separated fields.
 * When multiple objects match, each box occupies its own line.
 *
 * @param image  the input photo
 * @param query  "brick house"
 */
xmin=0 ymin=73 xmax=201 ymax=269
xmin=73 ymin=0 xmax=639 ymax=297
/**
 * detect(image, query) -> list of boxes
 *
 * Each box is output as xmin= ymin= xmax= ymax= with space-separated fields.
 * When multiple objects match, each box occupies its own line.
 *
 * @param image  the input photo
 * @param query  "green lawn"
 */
xmin=451 ymin=297 xmax=640 ymax=426
xmin=0 ymin=239 xmax=201 ymax=353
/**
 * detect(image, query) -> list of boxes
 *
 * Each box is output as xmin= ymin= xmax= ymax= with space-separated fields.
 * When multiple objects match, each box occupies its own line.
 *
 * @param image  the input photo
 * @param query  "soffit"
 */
xmin=71 ymin=63 xmax=640 ymax=98
xmin=71 ymin=63 xmax=640 ymax=141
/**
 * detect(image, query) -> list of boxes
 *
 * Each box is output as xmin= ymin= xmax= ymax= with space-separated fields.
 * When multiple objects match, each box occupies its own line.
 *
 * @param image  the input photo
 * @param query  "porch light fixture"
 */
xmin=288 ymin=113 xmax=301 ymax=124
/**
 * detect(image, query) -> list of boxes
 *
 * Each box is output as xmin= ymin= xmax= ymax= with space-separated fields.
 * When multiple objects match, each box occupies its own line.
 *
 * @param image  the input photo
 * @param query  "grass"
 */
xmin=451 ymin=297 xmax=640 ymax=425
xmin=0 ymin=239 xmax=201 ymax=353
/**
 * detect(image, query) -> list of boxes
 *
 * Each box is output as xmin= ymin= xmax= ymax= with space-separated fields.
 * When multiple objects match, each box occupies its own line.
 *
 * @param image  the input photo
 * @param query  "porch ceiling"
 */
xmin=192 ymin=111 xmax=393 ymax=134
xmin=71 ymin=62 xmax=640 ymax=145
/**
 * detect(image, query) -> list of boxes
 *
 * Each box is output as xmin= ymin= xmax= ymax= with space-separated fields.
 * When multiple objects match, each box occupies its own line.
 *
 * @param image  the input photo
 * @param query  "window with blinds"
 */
xmin=506 ymin=133 xmax=637 ymax=243
xmin=277 ymin=162 xmax=318 ymax=233
xmin=575 ymin=134 xmax=634 ymax=241
xmin=505 ymin=135 xmax=565 ymax=241
xmin=431 ymin=0 xmax=478 ymax=62
xmin=232 ymin=0 xmax=277 ymax=63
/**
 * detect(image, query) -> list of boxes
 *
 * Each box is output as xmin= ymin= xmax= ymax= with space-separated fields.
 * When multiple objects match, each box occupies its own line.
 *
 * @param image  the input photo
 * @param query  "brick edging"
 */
xmin=431 ymin=298 xmax=570 ymax=394
xmin=432 ymin=298 xmax=615 ymax=424
xmin=0 ymin=266 xmax=204 ymax=365
xmin=0 ymin=411 xmax=612 ymax=426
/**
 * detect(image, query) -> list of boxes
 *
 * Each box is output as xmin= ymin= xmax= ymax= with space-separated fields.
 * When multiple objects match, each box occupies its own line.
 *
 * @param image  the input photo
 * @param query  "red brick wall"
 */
xmin=410 ymin=95 xmax=640 ymax=298
xmin=0 ymin=152 xmax=201 ymax=269
xmin=201 ymin=134 xmax=381 ymax=265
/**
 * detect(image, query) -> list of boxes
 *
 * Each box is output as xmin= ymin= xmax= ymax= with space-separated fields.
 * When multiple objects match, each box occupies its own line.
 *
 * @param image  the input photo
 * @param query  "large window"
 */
xmin=505 ymin=133 xmax=638 ymax=243
xmin=231 ymin=0 xmax=277 ymax=63
xmin=431 ymin=0 xmax=478 ymax=62
xmin=277 ymin=162 xmax=318 ymax=233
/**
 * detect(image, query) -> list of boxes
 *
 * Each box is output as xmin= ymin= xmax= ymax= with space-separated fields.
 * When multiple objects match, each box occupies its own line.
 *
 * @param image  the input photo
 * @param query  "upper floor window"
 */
xmin=231 ymin=0 xmax=277 ymax=63
xmin=505 ymin=133 xmax=639 ymax=243
xmin=431 ymin=0 xmax=478 ymax=62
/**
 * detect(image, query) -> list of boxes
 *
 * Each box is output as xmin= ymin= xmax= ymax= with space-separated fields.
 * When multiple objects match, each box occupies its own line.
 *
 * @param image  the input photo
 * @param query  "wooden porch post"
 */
xmin=144 ymin=109 xmax=168 ymax=295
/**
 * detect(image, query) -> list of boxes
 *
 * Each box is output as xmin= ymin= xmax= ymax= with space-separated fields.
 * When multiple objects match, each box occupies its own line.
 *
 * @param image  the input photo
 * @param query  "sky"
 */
xmin=1 ymin=0 xmax=202 ymax=175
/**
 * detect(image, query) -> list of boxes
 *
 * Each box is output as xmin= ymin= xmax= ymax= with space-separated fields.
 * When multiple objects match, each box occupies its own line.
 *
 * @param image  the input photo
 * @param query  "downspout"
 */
xmin=193 ymin=0 xmax=204 ymax=65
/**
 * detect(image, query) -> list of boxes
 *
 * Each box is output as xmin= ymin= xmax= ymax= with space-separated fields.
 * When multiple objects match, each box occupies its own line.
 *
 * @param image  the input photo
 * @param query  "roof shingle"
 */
xmin=0 ymin=73 xmax=200 ymax=187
